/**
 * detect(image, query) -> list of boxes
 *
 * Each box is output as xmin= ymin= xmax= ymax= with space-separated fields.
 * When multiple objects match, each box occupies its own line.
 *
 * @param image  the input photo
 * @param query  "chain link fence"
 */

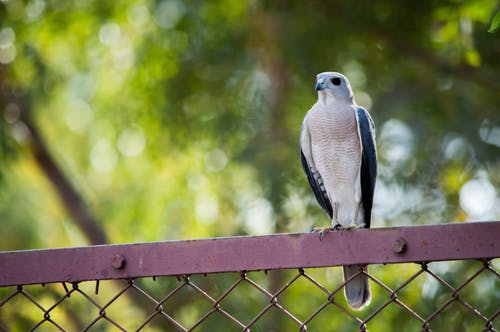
xmin=1 ymin=222 xmax=499 ymax=331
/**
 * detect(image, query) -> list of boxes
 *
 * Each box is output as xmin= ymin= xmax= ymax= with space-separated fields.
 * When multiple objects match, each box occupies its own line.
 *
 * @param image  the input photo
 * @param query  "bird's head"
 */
xmin=315 ymin=72 xmax=354 ymax=103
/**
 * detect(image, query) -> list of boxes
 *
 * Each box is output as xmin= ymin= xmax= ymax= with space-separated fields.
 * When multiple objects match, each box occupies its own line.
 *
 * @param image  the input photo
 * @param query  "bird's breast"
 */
xmin=307 ymin=103 xmax=362 ymax=195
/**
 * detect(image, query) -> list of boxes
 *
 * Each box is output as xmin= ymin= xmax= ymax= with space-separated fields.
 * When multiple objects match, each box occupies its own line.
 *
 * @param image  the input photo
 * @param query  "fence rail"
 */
xmin=1 ymin=222 xmax=499 ymax=331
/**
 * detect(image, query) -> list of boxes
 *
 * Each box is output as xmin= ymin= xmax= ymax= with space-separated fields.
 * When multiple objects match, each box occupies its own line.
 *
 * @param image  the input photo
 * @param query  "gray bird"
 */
xmin=300 ymin=72 xmax=377 ymax=310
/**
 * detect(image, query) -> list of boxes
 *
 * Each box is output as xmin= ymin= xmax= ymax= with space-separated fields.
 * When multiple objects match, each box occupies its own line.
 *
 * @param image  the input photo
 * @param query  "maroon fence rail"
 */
xmin=1 ymin=222 xmax=499 ymax=331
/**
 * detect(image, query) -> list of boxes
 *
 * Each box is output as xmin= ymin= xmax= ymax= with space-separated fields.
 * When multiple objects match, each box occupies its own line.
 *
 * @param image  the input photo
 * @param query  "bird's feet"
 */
xmin=311 ymin=226 xmax=331 ymax=241
xmin=339 ymin=224 xmax=364 ymax=231
xmin=311 ymin=224 xmax=342 ymax=240
xmin=335 ymin=223 xmax=366 ymax=235
xmin=311 ymin=223 xmax=364 ymax=240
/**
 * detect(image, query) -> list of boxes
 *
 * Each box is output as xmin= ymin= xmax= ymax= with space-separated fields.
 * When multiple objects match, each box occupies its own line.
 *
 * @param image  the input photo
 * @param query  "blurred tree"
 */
xmin=0 ymin=0 xmax=498 ymax=330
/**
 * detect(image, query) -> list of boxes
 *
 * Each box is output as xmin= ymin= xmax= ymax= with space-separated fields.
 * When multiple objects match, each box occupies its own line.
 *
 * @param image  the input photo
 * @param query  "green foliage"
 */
xmin=0 ymin=0 xmax=499 ymax=330
xmin=488 ymin=11 xmax=500 ymax=33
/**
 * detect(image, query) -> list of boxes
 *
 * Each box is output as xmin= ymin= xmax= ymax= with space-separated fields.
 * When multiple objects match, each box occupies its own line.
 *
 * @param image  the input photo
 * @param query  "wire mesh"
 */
xmin=1 ymin=259 xmax=498 ymax=331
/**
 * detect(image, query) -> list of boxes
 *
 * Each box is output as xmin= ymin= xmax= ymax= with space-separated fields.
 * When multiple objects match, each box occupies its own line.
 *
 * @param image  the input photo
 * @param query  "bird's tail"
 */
xmin=343 ymin=264 xmax=371 ymax=310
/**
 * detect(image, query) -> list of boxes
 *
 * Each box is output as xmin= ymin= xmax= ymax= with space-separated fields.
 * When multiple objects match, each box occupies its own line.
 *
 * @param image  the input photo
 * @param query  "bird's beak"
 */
xmin=316 ymin=77 xmax=325 ymax=91
xmin=315 ymin=79 xmax=325 ymax=91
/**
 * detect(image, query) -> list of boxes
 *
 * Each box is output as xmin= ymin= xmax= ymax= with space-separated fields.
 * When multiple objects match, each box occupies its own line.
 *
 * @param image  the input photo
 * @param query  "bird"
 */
xmin=300 ymin=72 xmax=377 ymax=310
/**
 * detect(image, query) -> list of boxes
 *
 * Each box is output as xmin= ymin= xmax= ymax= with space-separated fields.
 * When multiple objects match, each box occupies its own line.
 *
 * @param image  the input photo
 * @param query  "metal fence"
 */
xmin=1 ymin=222 xmax=499 ymax=331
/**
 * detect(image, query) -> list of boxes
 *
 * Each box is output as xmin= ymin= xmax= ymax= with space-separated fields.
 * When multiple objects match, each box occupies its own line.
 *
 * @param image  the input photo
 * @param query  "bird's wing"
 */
xmin=356 ymin=107 xmax=377 ymax=228
xmin=300 ymin=116 xmax=333 ymax=219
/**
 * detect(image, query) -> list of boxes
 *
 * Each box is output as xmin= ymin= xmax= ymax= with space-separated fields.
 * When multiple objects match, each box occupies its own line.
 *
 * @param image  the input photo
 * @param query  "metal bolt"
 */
xmin=393 ymin=238 xmax=407 ymax=254
xmin=112 ymin=254 xmax=126 ymax=270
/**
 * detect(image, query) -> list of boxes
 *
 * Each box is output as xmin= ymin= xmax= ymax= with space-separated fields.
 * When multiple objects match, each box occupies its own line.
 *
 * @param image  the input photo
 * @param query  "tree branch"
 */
xmin=0 ymin=81 xmax=108 ymax=245
xmin=22 ymin=112 xmax=109 ymax=245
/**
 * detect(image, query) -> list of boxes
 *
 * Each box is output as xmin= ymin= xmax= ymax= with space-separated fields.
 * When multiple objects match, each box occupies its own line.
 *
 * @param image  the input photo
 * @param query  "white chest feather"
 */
xmin=306 ymin=101 xmax=362 ymax=224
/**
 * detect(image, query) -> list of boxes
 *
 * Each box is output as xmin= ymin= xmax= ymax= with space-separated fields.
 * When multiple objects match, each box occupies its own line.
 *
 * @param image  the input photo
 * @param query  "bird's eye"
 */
xmin=331 ymin=77 xmax=341 ymax=86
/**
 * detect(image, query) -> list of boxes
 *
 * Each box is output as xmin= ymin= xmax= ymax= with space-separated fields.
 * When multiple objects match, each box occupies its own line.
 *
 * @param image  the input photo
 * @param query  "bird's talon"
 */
xmin=311 ymin=226 xmax=334 ymax=240
xmin=332 ymin=224 xmax=343 ymax=231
